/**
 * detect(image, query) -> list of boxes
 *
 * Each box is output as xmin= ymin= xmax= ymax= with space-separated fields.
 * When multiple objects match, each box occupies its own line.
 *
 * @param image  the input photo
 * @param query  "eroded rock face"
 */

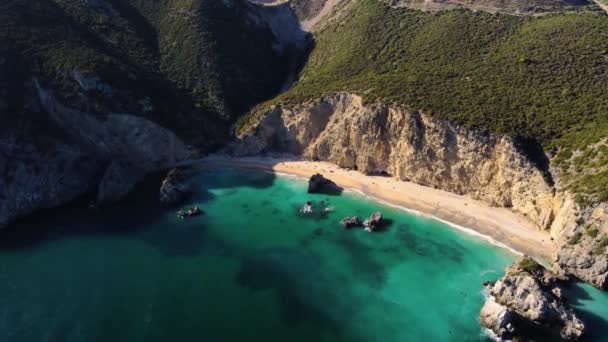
xmin=482 ymin=257 xmax=585 ymax=341
xmin=553 ymin=202 xmax=608 ymax=289
xmin=0 ymin=80 xmax=189 ymax=226
xmin=159 ymin=169 xmax=193 ymax=206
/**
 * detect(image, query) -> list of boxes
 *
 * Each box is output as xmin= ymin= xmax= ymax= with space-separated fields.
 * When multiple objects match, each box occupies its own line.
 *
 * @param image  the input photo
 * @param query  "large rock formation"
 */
xmin=232 ymin=93 xmax=608 ymax=288
xmin=364 ymin=212 xmax=384 ymax=232
xmin=308 ymin=173 xmax=342 ymax=194
xmin=481 ymin=257 xmax=586 ymax=340
xmin=159 ymin=168 xmax=194 ymax=206
xmin=553 ymin=202 xmax=608 ymax=289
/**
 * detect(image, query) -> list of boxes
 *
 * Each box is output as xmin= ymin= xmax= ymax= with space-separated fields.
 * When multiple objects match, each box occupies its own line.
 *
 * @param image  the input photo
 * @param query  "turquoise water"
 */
xmin=0 ymin=169 xmax=606 ymax=341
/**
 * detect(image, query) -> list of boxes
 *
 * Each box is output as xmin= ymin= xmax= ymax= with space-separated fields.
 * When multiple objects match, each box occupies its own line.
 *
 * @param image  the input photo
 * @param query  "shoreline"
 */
xmin=196 ymin=156 xmax=555 ymax=261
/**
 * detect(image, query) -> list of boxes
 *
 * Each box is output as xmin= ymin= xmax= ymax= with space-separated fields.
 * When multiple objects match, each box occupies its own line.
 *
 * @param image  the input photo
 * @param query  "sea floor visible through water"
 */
xmin=0 ymin=168 xmax=607 ymax=341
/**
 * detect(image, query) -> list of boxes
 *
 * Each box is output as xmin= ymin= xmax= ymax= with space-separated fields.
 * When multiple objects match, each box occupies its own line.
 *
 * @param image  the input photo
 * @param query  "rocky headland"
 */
xmin=481 ymin=257 xmax=586 ymax=340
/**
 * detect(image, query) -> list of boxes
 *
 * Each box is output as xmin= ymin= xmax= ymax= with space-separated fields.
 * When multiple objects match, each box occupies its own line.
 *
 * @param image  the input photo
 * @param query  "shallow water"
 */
xmin=0 ymin=169 xmax=606 ymax=341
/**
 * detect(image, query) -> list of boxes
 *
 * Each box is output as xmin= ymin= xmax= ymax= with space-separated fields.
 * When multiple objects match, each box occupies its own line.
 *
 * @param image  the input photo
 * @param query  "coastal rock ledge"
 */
xmin=159 ymin=168 xmax=193 ymax=206
xmin=481 ymin=257 xmax=585 ymax=341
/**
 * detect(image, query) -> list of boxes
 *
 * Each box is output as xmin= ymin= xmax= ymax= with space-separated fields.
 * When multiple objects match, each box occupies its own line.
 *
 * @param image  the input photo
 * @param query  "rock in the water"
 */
xmin=364 ymin=212 xmax=383 ymax=231
xmin=307 ymin=173 xmax=342 ymax=194
xmin=480 ymin=298 xmax=517 ymax=340
xmin=160 ymin=168 xmax=193 ymax=206
xmin=480 ymin=256 xmax=585 ymax=341
xmin=341 ymin=216 xmax=362 ymax=229
xmin=177 ymin=206 xmax=203 ymax=219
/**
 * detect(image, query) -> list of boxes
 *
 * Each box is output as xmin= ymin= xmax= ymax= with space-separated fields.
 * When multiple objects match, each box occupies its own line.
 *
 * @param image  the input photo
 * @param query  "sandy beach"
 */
xmin=197 ymin=156 xmax=555 ymax=261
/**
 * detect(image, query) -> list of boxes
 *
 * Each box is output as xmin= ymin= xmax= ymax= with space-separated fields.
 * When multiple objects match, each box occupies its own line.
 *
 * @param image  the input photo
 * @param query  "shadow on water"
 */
xmin=198 ymin=167 xmax=276 ymax=191
xmin=334 ymin=234 xmax=388 ymax=288
xmin=0 ymin=173 xmax=216 ymax=258
xmin=563 ymin=283 xmax=608 ymax=341
xmin=234 ymin=247 xmax=360 ymax=340
xmin=394 ymin=223 xmax=465 ymax=264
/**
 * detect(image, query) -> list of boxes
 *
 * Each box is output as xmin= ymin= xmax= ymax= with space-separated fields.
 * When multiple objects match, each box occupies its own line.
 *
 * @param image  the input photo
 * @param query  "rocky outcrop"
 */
xmin=481 ymin=257 xmax=585 ymax=340
xmin=341 ymin=216 xmax=362 ymax=229
xmin=480 ymin=297 xmax=517 ymax=340
xmin=308 ymin=173 xmax=342 ymax=194
xmin=553 ymin=202 xmax=608 ymax=289
xmin=364 ymin=212 xmax=383 ymax=232
xmin=160 ymin=168 xmax=193 ymax=206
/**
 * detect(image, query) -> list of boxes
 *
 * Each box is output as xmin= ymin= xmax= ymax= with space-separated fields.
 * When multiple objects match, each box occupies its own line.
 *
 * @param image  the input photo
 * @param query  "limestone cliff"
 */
xmin=232 ymin=93 xmax=608 ymax=288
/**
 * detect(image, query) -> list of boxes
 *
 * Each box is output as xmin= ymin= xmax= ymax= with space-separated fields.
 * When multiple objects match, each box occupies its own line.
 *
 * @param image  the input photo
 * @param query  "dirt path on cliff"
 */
xmin=194 ymin=156 xmax=556 ymax=262
xmin=301 ymin=0 xmax=337 ymax=31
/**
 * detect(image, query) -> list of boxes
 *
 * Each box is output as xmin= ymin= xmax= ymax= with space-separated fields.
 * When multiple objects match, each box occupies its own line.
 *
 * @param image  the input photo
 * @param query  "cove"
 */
xmin=0 ymin=168 xmax=606 ymax=341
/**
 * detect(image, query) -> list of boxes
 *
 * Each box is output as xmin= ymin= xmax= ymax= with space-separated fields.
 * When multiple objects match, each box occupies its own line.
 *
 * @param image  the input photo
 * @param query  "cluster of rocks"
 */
xmin=480 ymin=256 xmax=586 ymax=341
xmin=341 ymin=212 xmax=384 ymax=232
xmin=308 ymin=173 xmax=343 ymax=195
xmin=177 ymin=206 xmax=203 ymax=219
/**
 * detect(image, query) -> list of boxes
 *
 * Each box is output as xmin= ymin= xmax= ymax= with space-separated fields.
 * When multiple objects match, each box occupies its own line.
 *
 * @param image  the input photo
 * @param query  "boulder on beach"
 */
xmin=341 ymin=216 xmax=362 ymax=229
xmin=364 ymin=212 xmax=383 ymax=231
xmin=307 ymin=174 xmax=342 ymax=195
xmin=480 ymin=256 xmax=585 ymax=341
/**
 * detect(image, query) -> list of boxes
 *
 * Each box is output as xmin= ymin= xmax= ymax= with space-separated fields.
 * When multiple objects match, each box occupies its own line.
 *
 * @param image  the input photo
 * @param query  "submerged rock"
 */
xmin=307 ymin=173 xmax=342 ymax=195
xmin=480 ymin=256 xmax=585 ymax=341
xmin=341 ymin=216 xmax=362 ymax=229
xmin=364 ymin=212 xmax=383 ymax=232
xmin=160 ymin=168 xmax=193 ymax=206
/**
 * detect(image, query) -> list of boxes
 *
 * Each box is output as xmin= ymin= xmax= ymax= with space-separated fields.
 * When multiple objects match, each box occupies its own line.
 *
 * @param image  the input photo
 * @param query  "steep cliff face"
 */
xmin=232 ymin=93 xmax=608 ymax=287
xmin=0 ymin=77 xmax=189 ymax=227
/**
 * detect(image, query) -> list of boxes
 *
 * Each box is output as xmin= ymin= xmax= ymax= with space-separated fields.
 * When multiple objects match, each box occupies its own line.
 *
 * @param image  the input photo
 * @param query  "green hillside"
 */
xmin=0 ymin=0 xmax=296 ymax=145
xmin=242 ymin=0 xmax=608 ymax=202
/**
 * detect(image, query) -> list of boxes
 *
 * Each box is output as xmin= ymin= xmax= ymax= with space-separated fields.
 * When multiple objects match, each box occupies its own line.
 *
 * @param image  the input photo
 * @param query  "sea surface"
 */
xmin=0 ymin=169 xmax=607 ymax=341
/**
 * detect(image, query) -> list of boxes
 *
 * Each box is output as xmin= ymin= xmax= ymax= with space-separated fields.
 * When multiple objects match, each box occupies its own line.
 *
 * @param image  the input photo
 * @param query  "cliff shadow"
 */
xmin=0 ymin=171 xmax=216 ymax=257
xmin=514 ymin=136 xmax=554 ymax=186
xmin=562 ymin=282 xmax=608 ymax=341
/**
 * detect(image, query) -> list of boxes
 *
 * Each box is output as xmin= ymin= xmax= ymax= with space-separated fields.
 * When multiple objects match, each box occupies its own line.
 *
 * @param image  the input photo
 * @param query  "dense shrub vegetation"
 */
xmin=0 ymin=0 xmax=292 ymax=144
xmin=241 ymin=0 xmax=608 ymax=201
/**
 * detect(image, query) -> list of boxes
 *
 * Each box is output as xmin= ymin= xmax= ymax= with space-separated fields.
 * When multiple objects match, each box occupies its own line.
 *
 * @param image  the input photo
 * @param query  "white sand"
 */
xmin=197 ymin=156 xmax=556 ymax=261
